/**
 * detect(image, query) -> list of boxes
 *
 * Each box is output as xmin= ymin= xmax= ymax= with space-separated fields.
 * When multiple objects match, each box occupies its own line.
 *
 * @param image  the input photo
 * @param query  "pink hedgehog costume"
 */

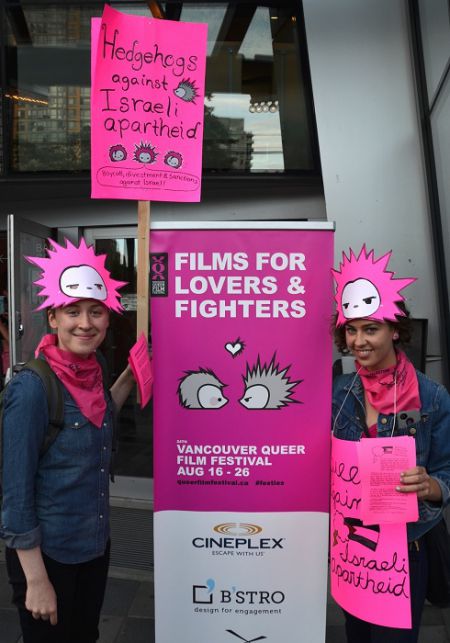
xmin=331 ymin=246 xmax=450 ymax=643
xmin=1 ymin=238 xmax=134 ymax=643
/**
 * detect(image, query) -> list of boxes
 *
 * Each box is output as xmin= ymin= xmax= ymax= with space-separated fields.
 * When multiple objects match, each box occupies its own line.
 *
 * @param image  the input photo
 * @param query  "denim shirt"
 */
xmin=1 ymin=368 xmax=113 ymax=564
xmin=332 ymin=370 xmax=450 ymax=541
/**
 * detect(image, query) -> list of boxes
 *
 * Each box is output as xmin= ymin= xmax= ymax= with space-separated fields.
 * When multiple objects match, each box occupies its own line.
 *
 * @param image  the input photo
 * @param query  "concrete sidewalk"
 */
xmin=1 ymin=551 xmax=450 ymax=642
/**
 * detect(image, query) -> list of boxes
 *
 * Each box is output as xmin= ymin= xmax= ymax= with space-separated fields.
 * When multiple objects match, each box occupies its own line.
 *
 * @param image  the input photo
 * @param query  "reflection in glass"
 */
xmin=419 ymin=0 xmax=450 ymax=104
xmin=19 ymin=235 xmax=49 ymax=363
xmin=6 ymin=4 xmax=99 ymax=172
xmin=431 ymin=76 xmax=450 ymax=299
xmin=95 ymin=238 xmax=153 ymax=479
xmin=4 ymin=1 xmax=315 ymax=174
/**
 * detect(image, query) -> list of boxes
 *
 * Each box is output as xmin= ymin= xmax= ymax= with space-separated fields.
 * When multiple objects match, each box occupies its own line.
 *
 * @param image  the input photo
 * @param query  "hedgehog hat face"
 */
xmin=332 ymin=245 xmax=416 ymax=326
xmin=26 ymin=238 xmax=127 ymax=312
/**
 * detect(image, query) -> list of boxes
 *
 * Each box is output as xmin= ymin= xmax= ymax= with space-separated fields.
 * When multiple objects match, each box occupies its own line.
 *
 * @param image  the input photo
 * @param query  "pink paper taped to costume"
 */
xmin=332 ymin=245 xmax=416 ymax=325
xmin=91 ymin=6 xmax=207 ymax=202
xmin=128 ymin=333 xmax=153 ymax=408
xmin=359 ymin=436 xmax=418 ymax=525
xmin=330 ymin=436 xmax=411 ymax=629
xmin=150 ymin=228 xmax=334 ymax=513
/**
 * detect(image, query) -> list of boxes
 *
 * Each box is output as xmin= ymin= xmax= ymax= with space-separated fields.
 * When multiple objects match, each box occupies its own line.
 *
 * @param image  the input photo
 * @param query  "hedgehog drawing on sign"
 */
xmin=239 ymin=355 xmax=301 ymax=410
xmin=178 ymin=368 xmax=229 ymax=409
xmin=173 ymin=78 xmax=199 ymax=104
xmin=164 ymin=151 xmax=183 ymax=169
xmin=133 ymin=141 xmax=158 ymax=164
xmin=109 ymin=144 xmax=127 ymax=162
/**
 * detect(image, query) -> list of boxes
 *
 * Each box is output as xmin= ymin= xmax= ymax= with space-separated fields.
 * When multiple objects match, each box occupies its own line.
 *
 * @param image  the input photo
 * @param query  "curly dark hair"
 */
xmin=332 ymin=301 xmax=412 ymax=354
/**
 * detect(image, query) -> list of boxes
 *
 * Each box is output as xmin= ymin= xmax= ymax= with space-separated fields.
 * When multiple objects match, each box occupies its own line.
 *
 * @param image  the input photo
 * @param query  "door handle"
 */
xmin=15 ymin=311 xmax=24 ymax=339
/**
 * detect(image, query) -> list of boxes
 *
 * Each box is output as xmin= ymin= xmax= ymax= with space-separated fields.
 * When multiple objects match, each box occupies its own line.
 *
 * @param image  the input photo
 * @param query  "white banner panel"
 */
xmin=154 ymin=511 xmax=329 ymax=643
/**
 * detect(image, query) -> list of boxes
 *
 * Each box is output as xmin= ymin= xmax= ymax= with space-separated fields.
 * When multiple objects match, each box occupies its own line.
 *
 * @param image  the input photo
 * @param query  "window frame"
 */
xmin=0 ymin=0 xmax=321 ymax=180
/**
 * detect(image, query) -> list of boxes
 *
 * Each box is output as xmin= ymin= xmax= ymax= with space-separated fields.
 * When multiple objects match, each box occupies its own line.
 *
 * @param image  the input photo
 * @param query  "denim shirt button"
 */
xmin=381 ymin=418 xmax=388 ymax=425
xmin=74 ymin=422 xmax=79 ymax=428
xmin=409 ymin=427 xmax=417 ymax=435
xmin=100 ymin=468 xmax=105 ymax=473
xmin=103 ymin=423 xmax=107 ymax=428
xmin=100 ymin=515 xmax=103 ymax=519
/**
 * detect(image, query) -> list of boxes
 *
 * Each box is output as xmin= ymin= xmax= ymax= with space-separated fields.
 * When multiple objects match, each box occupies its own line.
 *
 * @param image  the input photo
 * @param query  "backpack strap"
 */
xmin=12 ymin=354 xmax=116 ymax=476
xmin=23 ymin=359 xmax=65 ymax=457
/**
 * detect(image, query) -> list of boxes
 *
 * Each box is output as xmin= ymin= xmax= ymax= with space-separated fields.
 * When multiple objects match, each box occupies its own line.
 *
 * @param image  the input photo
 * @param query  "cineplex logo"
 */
xmin=192 ymin=523 xmax=285 ymax=556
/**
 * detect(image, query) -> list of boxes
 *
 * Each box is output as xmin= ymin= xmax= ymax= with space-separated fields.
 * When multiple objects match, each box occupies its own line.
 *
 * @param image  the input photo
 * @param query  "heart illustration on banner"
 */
xmin=225 ymin=340 xmax=244 ymax=357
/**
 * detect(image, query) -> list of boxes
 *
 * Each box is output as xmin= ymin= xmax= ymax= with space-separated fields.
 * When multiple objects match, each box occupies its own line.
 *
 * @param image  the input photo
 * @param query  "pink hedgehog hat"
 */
xmin=26 ymin=238 xmax=127 ymax=312
xmin=332 ymin=245 xmax=416 ymax=326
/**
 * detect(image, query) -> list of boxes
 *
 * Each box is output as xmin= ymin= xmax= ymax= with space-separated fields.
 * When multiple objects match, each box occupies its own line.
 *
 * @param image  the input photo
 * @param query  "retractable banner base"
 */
xmin=151 ymin=222 xmax=334 ymax=643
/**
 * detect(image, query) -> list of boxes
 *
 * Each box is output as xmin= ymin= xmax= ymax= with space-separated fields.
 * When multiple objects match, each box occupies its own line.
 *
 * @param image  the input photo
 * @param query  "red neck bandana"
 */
xmin=356 ymin=350 xmax=420 ymax=414
xmin=35 ymin=334 xmax=106 ymax=428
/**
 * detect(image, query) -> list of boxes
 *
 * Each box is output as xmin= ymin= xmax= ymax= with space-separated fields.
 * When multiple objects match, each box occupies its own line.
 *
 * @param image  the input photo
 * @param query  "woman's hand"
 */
xmin=25 ymin=576 xmax=58 ymax=625
xmin=396 ymin=466 xmax=442 ymax=502
xmin=16 ymin=547 xmax=58 ymax=625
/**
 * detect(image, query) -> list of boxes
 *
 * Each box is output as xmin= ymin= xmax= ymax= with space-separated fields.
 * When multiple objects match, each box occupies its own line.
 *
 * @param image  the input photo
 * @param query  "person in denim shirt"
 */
xmin=1 ymin=240 xmax=135 ymax=643
xmin=332 ymin=246 xmax=450 ymax=643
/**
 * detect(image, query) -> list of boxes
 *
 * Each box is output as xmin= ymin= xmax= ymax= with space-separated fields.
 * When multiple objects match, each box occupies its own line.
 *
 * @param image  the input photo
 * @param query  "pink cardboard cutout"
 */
xmin=128 ymin=333 xmax=153 ymax=408
xmin=332 ymin=245 xmax=416 ymax=325
xmin=150 ymin=228 xmax=334 ymax=513
xmin=330 ymin=436 xmax=411 ymax=629
xmin=26 ymin=238 xmax=126 ymax=312
xmin=91 ymin=6 xmax=207 ymax=202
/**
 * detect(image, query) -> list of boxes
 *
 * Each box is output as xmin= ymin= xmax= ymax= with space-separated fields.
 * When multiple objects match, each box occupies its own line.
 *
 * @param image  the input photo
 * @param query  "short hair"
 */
xmin=332 ymin=301 xmax=412 ymax=354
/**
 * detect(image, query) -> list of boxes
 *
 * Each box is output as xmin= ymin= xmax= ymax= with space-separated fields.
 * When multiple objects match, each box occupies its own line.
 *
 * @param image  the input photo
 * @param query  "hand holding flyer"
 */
xmin=128 ymin=333 xmax=153 ymax=408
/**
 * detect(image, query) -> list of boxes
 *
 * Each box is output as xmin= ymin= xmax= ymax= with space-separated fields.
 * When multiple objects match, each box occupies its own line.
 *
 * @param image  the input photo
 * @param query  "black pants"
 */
xmin=343 ymin=539 xmax=428 ymax=643
xmin=6 ymin=543 xmax=110 ymax=643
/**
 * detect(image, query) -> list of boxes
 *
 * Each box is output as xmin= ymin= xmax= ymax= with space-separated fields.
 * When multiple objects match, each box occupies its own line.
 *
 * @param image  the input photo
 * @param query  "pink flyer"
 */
xmin=91 ymin=6 xmax=207 ymax=201
xmin=359 ymin=436 xmax=419 ymax=525
xmin=128 ymin=333 xmax=153 ymax=409
xmin=150 ymin=225 xmax=334 ymax=513
xmin=330 ymin=436 xmax=411 ymax=629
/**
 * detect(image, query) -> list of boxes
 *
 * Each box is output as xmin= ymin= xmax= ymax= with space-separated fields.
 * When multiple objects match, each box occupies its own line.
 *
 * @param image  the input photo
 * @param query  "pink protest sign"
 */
xmin=150 ymin=224 xmax=334 ymax=513
xmin=359 ymin=436 xmax=418 ymax=525
xmin=330 ymin=436 xmax=411 ymax=629
xmin=91 ymin=6 xmax=207 ymax=201
xmin=128 ymin=333 xmax=153 ymax=409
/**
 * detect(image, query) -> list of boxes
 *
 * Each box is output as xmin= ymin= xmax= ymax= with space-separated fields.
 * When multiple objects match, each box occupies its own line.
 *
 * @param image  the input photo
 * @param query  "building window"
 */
xmin=409 ymin=0 xmax=450 ymax=386
xmin=1 ymin=1 xmax=318 ymax=176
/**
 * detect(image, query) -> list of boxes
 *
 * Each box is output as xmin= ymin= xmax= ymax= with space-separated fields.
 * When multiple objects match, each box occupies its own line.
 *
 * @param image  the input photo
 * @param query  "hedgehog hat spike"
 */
xmin=332 ymin=245 xmax=416 ymax=326
xmin=26 ymin=238 xmax=127 ymax=313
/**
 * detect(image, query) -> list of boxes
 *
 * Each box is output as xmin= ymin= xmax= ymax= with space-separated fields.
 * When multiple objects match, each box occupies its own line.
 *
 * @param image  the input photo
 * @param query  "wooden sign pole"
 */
xmin=136 ymin=200 xmax=150 ymax=341
xmin=135 ymin=2 xmax=163 ymax=343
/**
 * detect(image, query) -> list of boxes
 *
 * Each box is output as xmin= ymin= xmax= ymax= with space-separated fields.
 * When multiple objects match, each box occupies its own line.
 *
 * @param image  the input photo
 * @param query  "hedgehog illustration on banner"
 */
xmin=177 ymin=352 xmax=301 ymax=411
xmin=239 ymin=354 xmax=301 ymax=410
xmin=178 ymin=368 xmax=229 ymax=410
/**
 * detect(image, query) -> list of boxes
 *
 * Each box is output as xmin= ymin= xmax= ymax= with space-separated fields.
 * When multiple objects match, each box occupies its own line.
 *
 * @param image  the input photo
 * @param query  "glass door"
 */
xmin=84 ymin=227 xmax=152 ymax=503
xmin=7 ymin=214 xmax=54 ymax=373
